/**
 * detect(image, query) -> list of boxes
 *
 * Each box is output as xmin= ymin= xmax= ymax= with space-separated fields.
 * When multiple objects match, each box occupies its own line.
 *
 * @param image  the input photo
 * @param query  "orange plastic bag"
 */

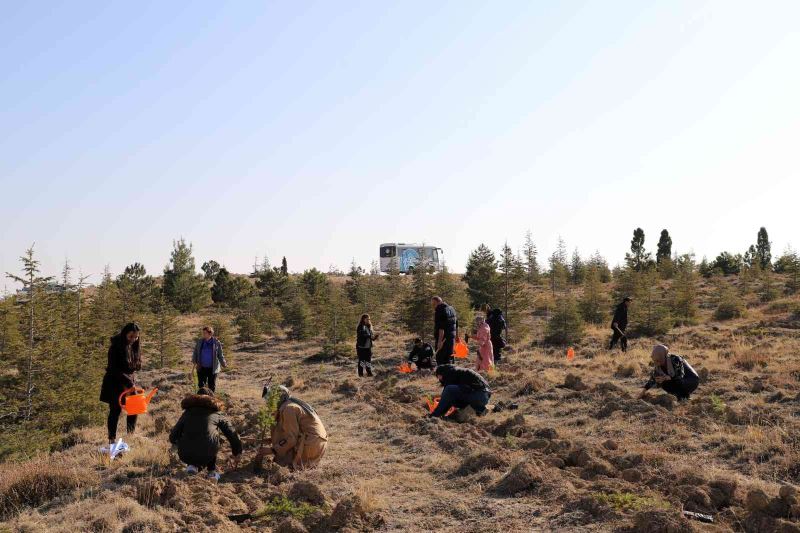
xmin=566 ymin=346 xmax=575 ymax=361
xmin=398 ymin=362 xmax=414 ymax=373
xmin=425 ymin=396 xmax=456 ymax=417
xmin=454 ymin=338 xmax=468 ymax=359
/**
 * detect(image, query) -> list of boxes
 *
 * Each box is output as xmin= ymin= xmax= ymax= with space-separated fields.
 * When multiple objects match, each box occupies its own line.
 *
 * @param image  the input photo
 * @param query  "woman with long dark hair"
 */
xmin=99 ymin=322 xmax=142 ymax=445
xmin=355 ymin=314 xmax=377 ymax=377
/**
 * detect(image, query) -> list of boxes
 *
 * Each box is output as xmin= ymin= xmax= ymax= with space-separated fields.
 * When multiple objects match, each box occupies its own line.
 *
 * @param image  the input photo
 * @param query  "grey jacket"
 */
xmin=192 ymin=337 xmax=226 ymax=374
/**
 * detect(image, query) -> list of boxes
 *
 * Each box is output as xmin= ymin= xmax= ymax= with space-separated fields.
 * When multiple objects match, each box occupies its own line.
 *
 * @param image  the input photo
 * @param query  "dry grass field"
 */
xmin=2 ymin=279 xmax=800 ymax=532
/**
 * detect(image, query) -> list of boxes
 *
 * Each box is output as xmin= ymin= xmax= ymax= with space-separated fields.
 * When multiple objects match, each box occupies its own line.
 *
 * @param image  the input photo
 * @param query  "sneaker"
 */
xmin=186 ymin=465 xmax=199 ymax=475
xmin=207 ymin=470 xmax=220 ymax=481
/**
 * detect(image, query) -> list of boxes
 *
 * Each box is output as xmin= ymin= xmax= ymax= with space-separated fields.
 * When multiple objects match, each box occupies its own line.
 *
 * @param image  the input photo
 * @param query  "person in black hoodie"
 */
xmin=639 ymin=344 xmax=699 ymax=401
xmin=484 ymin=305 xmax=508 ymax=363
xmin=356 ymin=314 xmax=378 ymax=377
xmin=99 ymin=322 xmax=142 ymax=446
xmin=408 ymin=338 xmax=434 ymax=370
xmin=169 ymin=387 xmax=242 ymax=481
xmin=431 ymin=364 xmax=492 ymax=417
xmin=609 ymin=297 xmax=632 ymax=352
xmin=432 ymin=296 xmax=458 ymax=366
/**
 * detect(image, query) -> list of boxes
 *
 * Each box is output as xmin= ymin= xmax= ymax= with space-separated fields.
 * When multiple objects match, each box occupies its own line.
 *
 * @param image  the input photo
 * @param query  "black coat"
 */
xmin=435 ymin=364 xmax=491 ymax=393
xmin=434 ymin=303 xmax=457 ymax=340
xmin=611 ymin=303 xmax=628 ymax=331
xmin=486 ymin=309 xmax=507 ymax=339
xmin=169 ymin=394 xmax=242 ymax=464
xmin=99 ymin=336 xmax=138 ymax=405
xmin=408 ymin=343 xmax=434 ymax=365
xmin=356 ymin=324 xmax=373 ymax=350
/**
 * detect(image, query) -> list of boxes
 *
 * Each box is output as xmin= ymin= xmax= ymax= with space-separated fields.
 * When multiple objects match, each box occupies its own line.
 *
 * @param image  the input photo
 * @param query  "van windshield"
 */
xmin=380 ymin=246 xmax=396 ymax=258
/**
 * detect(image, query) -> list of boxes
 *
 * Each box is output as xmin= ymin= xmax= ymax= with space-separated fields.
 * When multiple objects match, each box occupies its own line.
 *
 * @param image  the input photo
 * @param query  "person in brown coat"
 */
xmin=262 ymin=385 xmax=328 ymax=469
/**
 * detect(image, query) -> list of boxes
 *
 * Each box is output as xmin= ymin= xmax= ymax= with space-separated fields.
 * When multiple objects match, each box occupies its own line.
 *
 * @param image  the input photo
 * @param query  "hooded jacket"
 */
xmin=435 ymin=364 xmax=491 ymax=393
xmin=486 ymin=309 xmax=507 ymax=338
xmin=271 ymin=399 xmax=328 ymax=468
xmin=169 ymin=394 xmax=242 ymax=464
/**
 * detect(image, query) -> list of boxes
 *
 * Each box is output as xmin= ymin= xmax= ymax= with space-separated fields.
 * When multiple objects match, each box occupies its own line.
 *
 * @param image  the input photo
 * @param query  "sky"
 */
xmin=2 ymin=0 xmax=799 ymax=287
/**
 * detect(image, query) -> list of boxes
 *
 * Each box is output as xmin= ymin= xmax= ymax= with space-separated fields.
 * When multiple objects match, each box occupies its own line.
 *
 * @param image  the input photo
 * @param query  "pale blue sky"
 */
xmin=2 ymin=1 xmax=798 ymax=285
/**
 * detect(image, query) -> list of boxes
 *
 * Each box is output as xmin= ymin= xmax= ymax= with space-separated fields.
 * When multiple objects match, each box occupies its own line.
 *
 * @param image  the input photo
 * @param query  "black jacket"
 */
xmin=435 ymin=364 xmax=491 ymax=393
xmin=169 ymin=394 xmax=242 ymax=463
xmin=408 ymin=343 xmax=434 ymax=365
xmin=611 ymin=303 xmax=628 ymax=331
xmin=644 ymin=354 xmax=699 ymax=391
xmin=486 ymin=309 xmax=507 ymax=338
xmin=99 ymin=335 xmax=139 ymax=404
xmin=434 ymin=303 xmax=457 ymax=340
xmin=356 ymin=324 xmax=373 ymax=350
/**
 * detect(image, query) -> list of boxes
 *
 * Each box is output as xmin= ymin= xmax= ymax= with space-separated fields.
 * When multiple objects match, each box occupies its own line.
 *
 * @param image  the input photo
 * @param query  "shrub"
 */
xmin=0 ymin=461 xmax=88 ymax=519
xmin=254 ymin=495 xmax=319 ymax=521
xmin=715 ymin=290 xmax=745 ymax=320
xmin=545 ymin=296 xmax=584 ymax=345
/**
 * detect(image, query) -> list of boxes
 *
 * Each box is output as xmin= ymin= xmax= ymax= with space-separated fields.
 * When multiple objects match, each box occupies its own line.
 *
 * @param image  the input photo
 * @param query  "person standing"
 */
xmin=432 ymin=296 xmax=457 ymax=366
xmin=609 ymin=297 xmax=632 ymax=352
xmin=193 ymin=326 xmax=226 ymax=392
xmin=356 ymin=314 xmax=377 ymax=377
xmin=99 ymin=323 xmax=142 ymax=447
xmin=484 ymin=304 xmax=507 ymax=363
xmin=467 ymin=315 xmax=494 ymax=372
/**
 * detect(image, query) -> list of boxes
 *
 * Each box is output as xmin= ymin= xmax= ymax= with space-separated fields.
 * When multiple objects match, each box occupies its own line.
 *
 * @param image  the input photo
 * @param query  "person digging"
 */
xmin=261 ymin=384 xmax=328 ymax=469
xmin=430 ymin=364 xmax=492 ymax=421
xmin=639 ymin=344 xmax=700 ymax=401
xmin=169 ymin=387 xmax=242 ymax=481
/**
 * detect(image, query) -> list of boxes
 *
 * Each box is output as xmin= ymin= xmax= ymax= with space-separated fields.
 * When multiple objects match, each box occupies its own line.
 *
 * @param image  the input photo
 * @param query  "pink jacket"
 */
xmin=474 ymin=322 xmax=494 ymax=372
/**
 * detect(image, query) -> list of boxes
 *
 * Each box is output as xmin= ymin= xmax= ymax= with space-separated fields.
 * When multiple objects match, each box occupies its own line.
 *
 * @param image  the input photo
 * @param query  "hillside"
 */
xmin=2 ymin=274 xmax=800 ymax=532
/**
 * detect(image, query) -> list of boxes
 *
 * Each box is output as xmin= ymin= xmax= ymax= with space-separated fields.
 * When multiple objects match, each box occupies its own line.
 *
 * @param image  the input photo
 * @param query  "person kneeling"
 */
xmin=431 ymin=364 xmax=492 ymax=418
xmin=639 ymin=344 xmax=699 ymax=401
xmin=262 ymin=385 xmax=328 ymax=469
xmin=169 ymin=387 xmax=242 ymax=481
xmin=408 ymin=338 xmax=434 ymax=370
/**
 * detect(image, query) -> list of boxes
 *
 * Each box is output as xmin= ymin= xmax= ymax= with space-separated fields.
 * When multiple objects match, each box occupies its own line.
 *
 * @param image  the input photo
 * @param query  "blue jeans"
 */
xmin=431 ymin=384 xmax=490 ymax=417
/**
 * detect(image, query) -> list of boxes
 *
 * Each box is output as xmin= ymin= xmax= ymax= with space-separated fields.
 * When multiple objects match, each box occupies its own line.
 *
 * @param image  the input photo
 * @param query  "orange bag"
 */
xmin=454 ymin=338 xmax=468 ymax=359
xmin=566 ymin=346 xmax=575 ymax=361
xmin=398 ymin=362 xmax=414 ymax=373
xmin=425 ymin=396 xmax=456 ymax=416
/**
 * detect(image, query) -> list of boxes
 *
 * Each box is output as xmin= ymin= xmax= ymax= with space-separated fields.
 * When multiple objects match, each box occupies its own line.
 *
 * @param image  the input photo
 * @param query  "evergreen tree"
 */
xmin=255 ymin=265 xmax=291 ymax=307
xmin=281 ymin=257 xmax=289 ymax=276
xmin=634 ymin=269 xmax=672 ymax=336
xmin=587 ymin=251 xmax=612 ymax=282
xmin=759 ymin=270 xmax=778 ymax=302
xmin=548 ymin=237 xmax=569 ymax=295
xmin=463 ymin=244 xmax=498 ymax=308
xmin=522 ymin=230 xmax=539 ymax=284
xmin=670 ymin=255 xmax=698 ymax=325
xmin=625 ymin=228 xmax=652 ymax=272
xmin=300 ymin=268 xmax=328 ymax=302
xmin=345 ymin=260 xmax=366 ymax=306
xmin=756 ymin=227 xmax=772 ymax=270
xmin=569 ymin=248 xmax=585 ymax=284
xmin=497 ymin=244 xmax=528 ymax=340
xmin=211 ymin=268 xmax=256 ymax=307
xmin=545 ymin=295 xmax=584 ymax=345
xmin=402 ymin=259 xmax=434 ymax=340
xmin=320 ymin=281 xmax=356 ymax=356
xmin=150 ymin=290 xmax=180 ymax=368
xmin=5 ymin=246 xmax=54 ymax=421
xmin=281 ymin=284 xmax=313 ymax=340
xmin=579 ymin=267 xmax=610 ymax=324
xmin=776 ymin=248 xmax=800 ymax=294
xmin=163 ymin=239 xmax=210 ymax=313
xmin=712 ymin=252 xmax=742 ymax=276
xmin=201 ymin=260 xmax=221 ymax=281
xmin=116 ymin=262 xmax=156 ymax=319
xmin=656 ymin=229 xmax=672 ymax=264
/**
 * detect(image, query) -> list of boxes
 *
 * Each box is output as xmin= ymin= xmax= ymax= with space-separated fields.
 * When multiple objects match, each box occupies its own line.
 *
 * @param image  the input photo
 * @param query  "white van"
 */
xmin=379 ymin=243 xmax=443 ymax=273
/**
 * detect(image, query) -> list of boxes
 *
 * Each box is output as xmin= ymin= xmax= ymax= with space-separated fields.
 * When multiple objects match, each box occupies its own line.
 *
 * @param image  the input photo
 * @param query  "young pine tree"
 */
xmin=545 ymin=295 xmax=584 ymax=346
xmin=579 ymin=267 xmax=610 ymax=324
xmin=403 ymin=259 xmax=434 ymax=340
xmin=522 ymin=230 xmax=539 ymax=285
xmin=670 ymin=255 xmax=698 ymax=325
xmin=163 ymin=239 xmax=210 ymax=313
xmin=463 ymin=244 xmax=498 ymax=308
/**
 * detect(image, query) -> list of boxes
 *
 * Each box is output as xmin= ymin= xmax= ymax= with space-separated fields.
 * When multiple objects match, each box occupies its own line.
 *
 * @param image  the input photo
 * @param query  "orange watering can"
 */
xmin=425 ymin=396 xmax=456 ymax=417
xmin=119 ymin=386 xmax=158 ymax=415
xmin=454 ymin=338 xmax=468 ymax=359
